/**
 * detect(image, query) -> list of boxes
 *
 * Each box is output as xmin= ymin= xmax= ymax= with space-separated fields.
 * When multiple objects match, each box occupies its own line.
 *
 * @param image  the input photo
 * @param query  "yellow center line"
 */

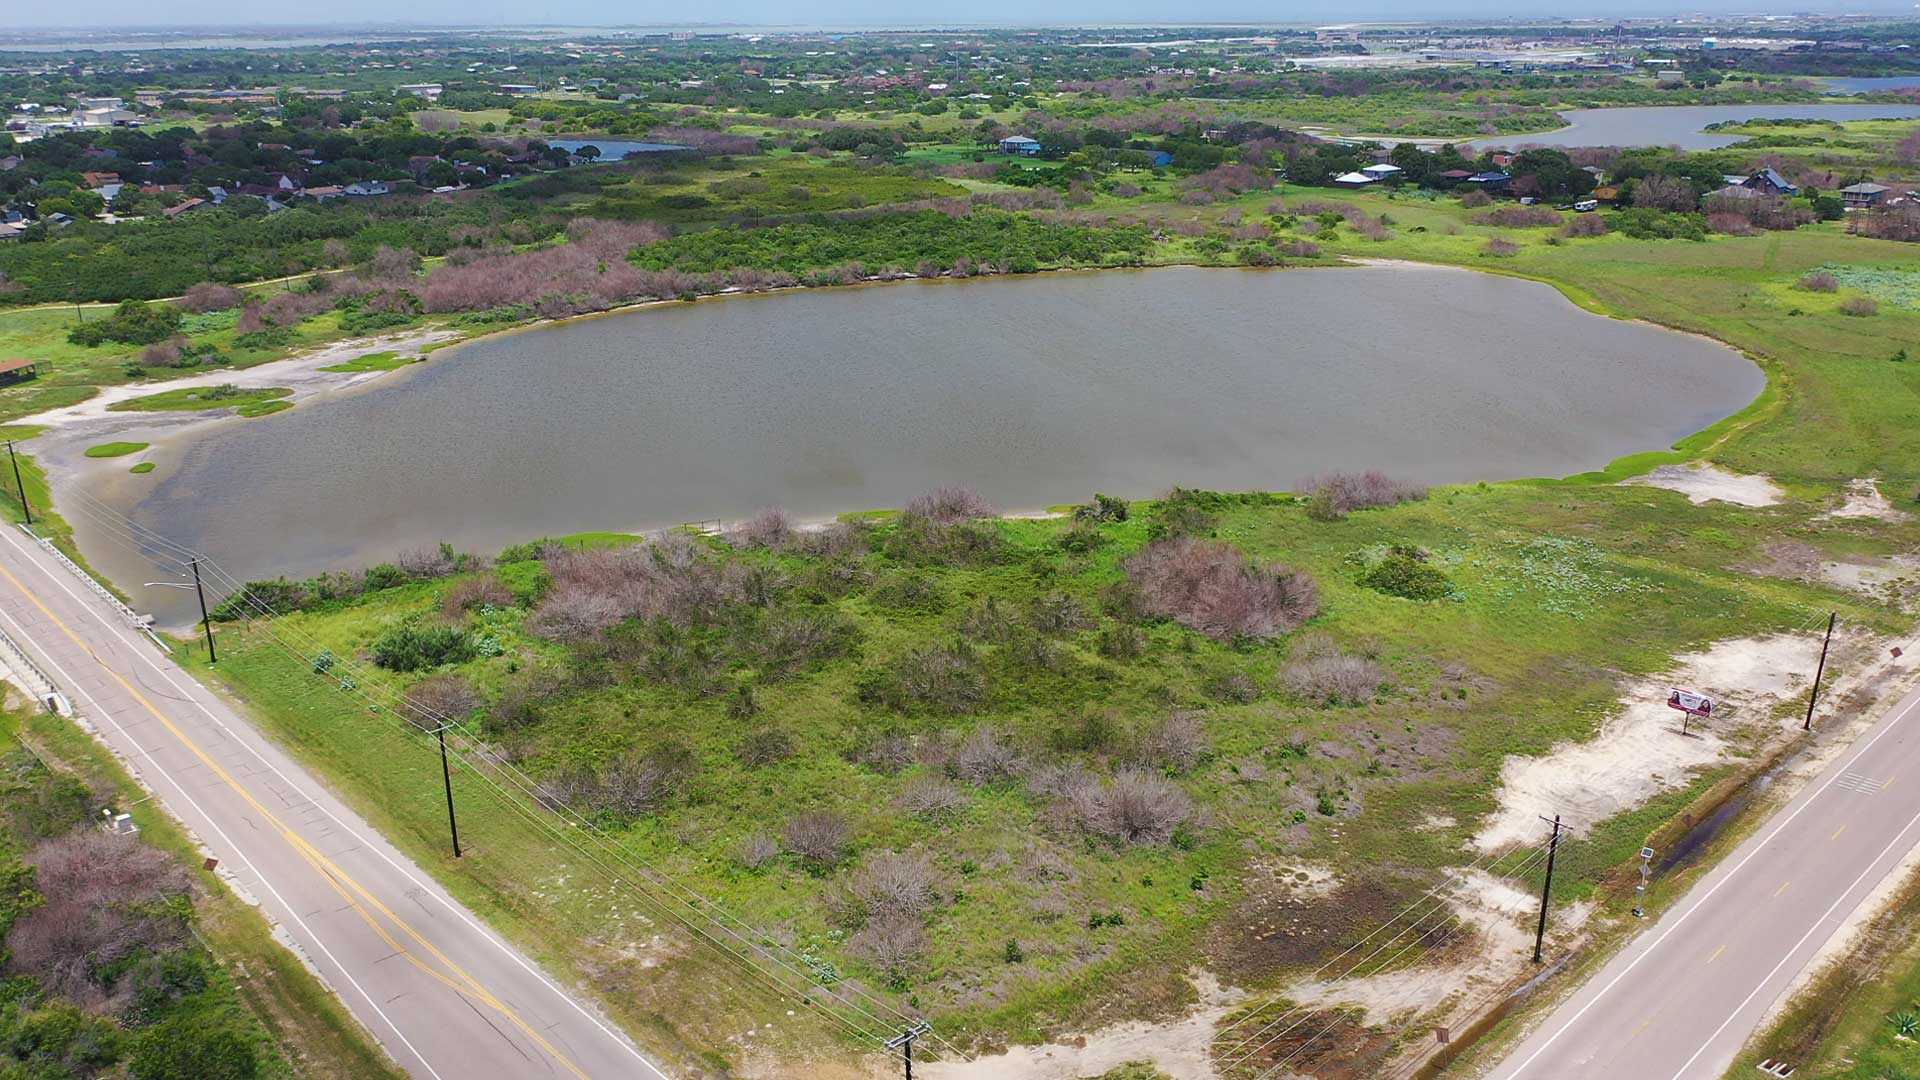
xmin=1833 ymin=824 xmax=1849 ymax=840
xmin=1774 ymin=880 xmax=1792 ymax=898
xmin=1630 ymin=1015 xmax=1655 ymax=1041
xmin=1707 ymin=943 xmax=1728 ymax=964
xmin=0 ymin=560 xmax=590 ymax=1080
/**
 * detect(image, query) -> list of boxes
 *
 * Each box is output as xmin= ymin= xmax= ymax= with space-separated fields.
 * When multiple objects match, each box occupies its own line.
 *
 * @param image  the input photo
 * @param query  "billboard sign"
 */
xmin=1667 ymin=688 xmax=1715 ymax=718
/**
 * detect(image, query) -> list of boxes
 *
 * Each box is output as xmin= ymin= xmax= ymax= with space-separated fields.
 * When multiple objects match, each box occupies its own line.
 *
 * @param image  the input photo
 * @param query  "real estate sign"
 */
xmin=1667 ymin=688 xmax=1715 ymax=718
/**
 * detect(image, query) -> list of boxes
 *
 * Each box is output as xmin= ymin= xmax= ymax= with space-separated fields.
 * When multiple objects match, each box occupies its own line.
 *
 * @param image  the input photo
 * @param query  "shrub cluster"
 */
xmin=1301 ymin=470 xmax=1427 ymax=521
xmin=1280 ymin=633 xmax=1385 ymax=706
xmin=1124 ymin=537 xmax=1319 ymax=641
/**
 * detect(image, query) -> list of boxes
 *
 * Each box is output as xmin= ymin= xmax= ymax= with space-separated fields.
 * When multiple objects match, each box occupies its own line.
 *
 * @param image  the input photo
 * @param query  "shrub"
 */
xmin=1060 ymin=768 xmax=1193 ymax=846
xmin=1607 ymin=208 xmax=1707 ymax=241
xmin=728 ymin=507 xmax=795 ymax=550
xmin=1301 ymin=470 xmax=1427 ymax=520
xmin=1797 ymin=270 xmax=1839 ymax=293
xmin=1124 ymin=537 xmax=1319 ymax=641
xmin=1358 ymin=546 xmax=1454 ymax=600
xmin=68 ymin=299 xmax=184 ymax=347
xmin=441 ymin=573 xmax=515 ymax=618
xmin=402 ymin=672 xmax=481 ymax=730
xmin=737 ymin=831 xmax=780 ymax=870
xmin=889 ymin=645 xmax=987 ymax=713
xmin=904 ymin=485 xmax=993 ymax=524
xmin=738 ymin=727 xmax=796 ymax=766
xmin=178 ymin=282 xmax=244 ymax=313
xmin=849 ymin=911 xmax=928 ymax=980
xmin=1560 ymin=214 xmax=1609 ymax=238
xmin=896 ymin=775 xmax=969 ymax=820
xmin=784 ymin=810 xmax=853 ymax=868
xmin=953 ymin=727 xmax=1022 ymax=785
xmin=7 ymin=831 xmax=194 ymax=1009
xmin=841 ymin=850 xmax=941 ymax=925
xmin=1483 ymin=237 xmax=1521 ymax=257
xmin=1281 ymin=634 xmax=1385 ymax=706
xmin=1840 ymin=296 xmax=1879 ymax=317
xmin=1474 ymin=206 xmax=1561 ymax=228
xmin=1458 ymin=189 xmax=1492 ymax=208
xmin=370 ymin=623 xmax=475 ymax=672
xmin=541 ymin=745 xmax=694 ymax=819
xmin=1135 ymin=712 xmax=1211 ymax=772
xmin=869 ymin=570 xmax=951 ymax=614
xmin=1096 ymin=624 xmax=1146 ymax=660
xmin=1073 ymin=493 xmax=1130 ymax=523
xmin=1029 ymin=592 xmax=1094 ymax=635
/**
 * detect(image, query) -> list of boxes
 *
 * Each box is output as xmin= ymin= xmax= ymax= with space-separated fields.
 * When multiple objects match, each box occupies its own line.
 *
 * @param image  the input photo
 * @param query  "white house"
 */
xmin=1331 ymin=171 xmax=1378 ymax=187
xmin=344 ymin=180 xmax=391 ymax=197
xmin=1360 ymin=163 xmax=1403 ymax=179
xmin=998 ymin=135 xmax=1041 ymax=156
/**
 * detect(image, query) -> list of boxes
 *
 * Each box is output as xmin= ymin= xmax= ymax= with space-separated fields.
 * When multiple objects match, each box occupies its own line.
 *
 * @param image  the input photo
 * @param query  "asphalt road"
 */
xmin=1488 ymin=675 xmax=1920 ymax=1080
xmin=0 ymin=525 xmax=668 ymax=1080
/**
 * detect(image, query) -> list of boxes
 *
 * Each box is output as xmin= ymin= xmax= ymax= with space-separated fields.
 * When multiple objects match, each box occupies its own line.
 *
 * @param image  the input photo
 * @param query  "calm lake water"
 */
xmin=1824 ymin=76 xmax=1920 ymax=95
xmin=1466 ymin=103 xmax=1920 ymax=151
xmin=548 ymin=139 xmax=693 ymax=158
xmin=72 ymin=266 xmax=1763 ymax=624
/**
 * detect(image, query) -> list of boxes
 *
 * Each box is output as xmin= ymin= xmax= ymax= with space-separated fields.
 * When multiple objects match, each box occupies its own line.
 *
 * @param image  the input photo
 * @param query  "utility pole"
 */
xmin=189 ymin=559 xmax=215 ymax=664
xmin=1533 ymin=815 xmax=1563 ymax=964
xmin=885 ymin=1021 xmax=930 ymax=1080
xmin=5 ymin=442 xmax=28 ymax=526
xmin=436 ymin=723 xmax=462 ymax=859
xmin=1804 ymin=612 xmax=1836 ymax=732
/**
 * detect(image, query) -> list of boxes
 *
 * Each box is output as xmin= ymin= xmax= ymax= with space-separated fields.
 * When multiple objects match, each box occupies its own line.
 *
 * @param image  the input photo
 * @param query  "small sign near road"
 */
xmin=1667 ymin=688 xmax=1715 ymax=718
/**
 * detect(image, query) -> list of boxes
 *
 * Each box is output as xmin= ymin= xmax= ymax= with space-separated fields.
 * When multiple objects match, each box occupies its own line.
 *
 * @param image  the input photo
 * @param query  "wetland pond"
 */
xmin=71 ymin=265 xmax=1764 ymax=624
xmin=1466 ymin=102 xmax=1920 ymax=151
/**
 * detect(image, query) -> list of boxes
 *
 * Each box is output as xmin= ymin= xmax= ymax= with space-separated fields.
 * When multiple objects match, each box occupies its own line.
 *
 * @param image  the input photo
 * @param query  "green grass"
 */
xmin=84 ymin=440 xmax=148 ymax=458
xmin=236 ymin=399 xmax=294 ymax=418
xmin=129 ymin=461 xmax=156 ymax=474
xmin=110 ymin=385 xmax=291 ymax=413
xmin=319 ymin=350 xmax=419 ymax=373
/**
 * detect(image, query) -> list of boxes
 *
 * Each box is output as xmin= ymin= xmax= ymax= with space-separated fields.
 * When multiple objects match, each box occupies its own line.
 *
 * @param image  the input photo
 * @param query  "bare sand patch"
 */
xmin=919 ymin=971 xmax=1240 ymax=1080
xmin=1474 ymin=634 xmax=1822 ymax=853
xmin=1624 ymin=463 xmax=1783 ymax=507
xmin=1822 ymin=478 xmax=1911 ymax=523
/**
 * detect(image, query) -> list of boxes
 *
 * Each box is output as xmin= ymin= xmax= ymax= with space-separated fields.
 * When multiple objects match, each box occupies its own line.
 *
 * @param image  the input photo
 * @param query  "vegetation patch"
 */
xmin=109 ymin=385 xmax=292 ymax=413
xmin=129 ymin=462 xmax=156 ymax=474
xmin=235 ymin=400 xmax=294 ymax=418
xmin=319 ymin=351 xmax=418 ymax=373
xmin=84 ymin=440 xmax=148 ymax=458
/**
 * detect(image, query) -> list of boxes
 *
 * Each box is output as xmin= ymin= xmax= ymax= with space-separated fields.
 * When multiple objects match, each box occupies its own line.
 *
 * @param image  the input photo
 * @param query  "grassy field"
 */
xmin=110 ymin=385 xmax=292 ymax=413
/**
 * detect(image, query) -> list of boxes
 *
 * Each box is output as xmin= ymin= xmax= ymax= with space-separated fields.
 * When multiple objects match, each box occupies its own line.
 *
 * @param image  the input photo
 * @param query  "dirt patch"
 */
xmin=1623 ymin=463 xmax=1783 ymax=507
xmin=918 ymin=971 xmax=1240 ymax=1080
xmin=1217 ymin=1006 xmax=1399 ymax=1080
xmin=1207 ymin=876 xmax=1410 ymax=986
xmin=1822 ymin=478 xmax=1911 ymax=523
xmin=1743 ymin=543 xmax=1920 ymax=608
xmin=1475 ymin=633 xmax=1822 ymax=852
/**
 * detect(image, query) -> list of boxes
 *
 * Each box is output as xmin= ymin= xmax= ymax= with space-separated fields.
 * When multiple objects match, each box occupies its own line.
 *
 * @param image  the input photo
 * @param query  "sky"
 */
xmin=7 ymin=0 xmax=1920 ymax=32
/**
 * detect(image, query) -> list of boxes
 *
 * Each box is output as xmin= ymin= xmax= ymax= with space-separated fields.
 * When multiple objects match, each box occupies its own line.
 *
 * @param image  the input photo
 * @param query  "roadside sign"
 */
xmin=1667 ymin=688 xmax=1715 ymax=718
xmin=1639 ymin=847 xmax=1656 ymax=860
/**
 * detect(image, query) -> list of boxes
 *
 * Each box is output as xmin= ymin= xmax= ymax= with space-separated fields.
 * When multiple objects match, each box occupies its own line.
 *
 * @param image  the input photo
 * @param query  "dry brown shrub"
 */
xmin=180 ymin=281 xmax=244 ymax=313
xmin=6 ymin=831 xmax=194 ymax=1010
xmin=904 ymin=486 xmax=994 ymax=524
xmin=784 ymin=810 xmax=853 ymax=867
xmin=1841 ymin=296 xmax=1879 ymax=317
xmin=1483 ymin=237 xmax=1521 ymax=257
xmin=403 ymin=672 xmax=481 ymax=730
xmin=953 ymin=727 xmax=1021 ymax=786
xmin=1054 ymin=769 xmax=1193 ymax=845
xmin=896 ymin=775 xmax=969 ymax=820
xmin=1301 ymin=470 xmax=1427 ymax=520
xmin=1474 ymin=206 xmax=1562 ymax=228
xmin=441 ymin=573 xmax=514 ymax=618
xmin=1123 ymin=537 xmax=1319 ymax=641
xmin=849 ymin=911 xmax=928 ymax=977
xmin=737 ymin=831 xmax=780 ymax=869
xmin=727 ymin=507 xmax=795 ymax=550
xmin=1798 ymin=270 xmax=1839 ymax=292
xmin=1458 ymin=189 xmax=1492 ymax=208
xmin=1561 ymin=214 xmax=1609 ymax=238
xmin=1136 ymin=712 xmax=1211 ymax=772
xmin=1280 ymin=633 xmax=1386 ymax=706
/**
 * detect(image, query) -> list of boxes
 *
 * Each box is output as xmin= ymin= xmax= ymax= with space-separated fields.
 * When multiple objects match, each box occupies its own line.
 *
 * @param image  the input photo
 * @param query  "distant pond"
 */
xmin=1466 ymin=103 xmax=1920 ymax=151
xmin=69 ymin=266 xmax=1765 ymax=625
xmin=548 ymin=138 xmax=693 ymax=158
xmin=1823 ymin=76 xmax=1920 ymax=95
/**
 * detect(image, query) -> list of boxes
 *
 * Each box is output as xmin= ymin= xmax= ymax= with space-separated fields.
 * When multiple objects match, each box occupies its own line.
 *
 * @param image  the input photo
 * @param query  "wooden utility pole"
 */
xmin=1533 ymin=815 xmax=1563 ymax=964
xmin=190 ymin=559 xmax=215 ymax=664
xmin=1805 ymin=612 xmax=1836 ymax=732
xmin=885 ymin=1021 xmax=930 ymax=1080
xmin=5 ymin=442 xmax=28 ymax=526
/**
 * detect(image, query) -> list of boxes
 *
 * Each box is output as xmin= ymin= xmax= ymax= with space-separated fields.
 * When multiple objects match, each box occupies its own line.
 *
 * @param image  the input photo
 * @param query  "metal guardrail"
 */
xmin=0 ymin=621 xmax=68 ymax=715
xmin=18 ymin=523 xmax=169 ymax=652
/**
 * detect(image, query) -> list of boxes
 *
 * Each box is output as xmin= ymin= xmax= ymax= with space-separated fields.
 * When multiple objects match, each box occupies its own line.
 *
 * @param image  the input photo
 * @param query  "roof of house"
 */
xmin=0 ymin=359 xmax=36 ymax=375
xmin=1708 ymin=185 xmax=1760 ymax=199
xmin=161 ymin=198 xmax=205 ymax=217
xmin=1748 ymin=167 xmax=1796 ymax=189
xmin=302 ymin=185 xmax=343 ymax=196
xmin=1466 ymin=171 xmax=1511 ymax=182
xmin=1842 ymin=182 xmax=1891 ymax=194
xmin=1438 ymin=169 xmax=1475 ymax=178
xmin=1361 ymin=163 xmax=1403 ymax=174
xmin=999 ymin=135 xmax=1040 ymax=144
xmin=1332 ymin=171 xmax=1377 ymax=184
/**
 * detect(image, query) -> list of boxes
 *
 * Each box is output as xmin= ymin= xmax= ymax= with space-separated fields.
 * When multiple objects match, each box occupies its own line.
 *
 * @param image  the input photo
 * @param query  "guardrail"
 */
xmin=0 ymin=621 xmax=68 ymax=715
xmin=17 ymin=524 xmax=169 ymax=652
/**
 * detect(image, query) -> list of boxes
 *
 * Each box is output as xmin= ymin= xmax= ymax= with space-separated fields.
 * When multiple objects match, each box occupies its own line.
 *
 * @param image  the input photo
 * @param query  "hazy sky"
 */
xmin=9 ymin=0 xmax=1919 ymax=32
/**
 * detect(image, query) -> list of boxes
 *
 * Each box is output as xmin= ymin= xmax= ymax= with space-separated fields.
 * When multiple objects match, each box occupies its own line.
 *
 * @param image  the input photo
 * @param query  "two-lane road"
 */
xmin=1489 ymin=674 xmax=1920 ymax=1080
xmin=0 ymin=525 xmax=666 ymax=1080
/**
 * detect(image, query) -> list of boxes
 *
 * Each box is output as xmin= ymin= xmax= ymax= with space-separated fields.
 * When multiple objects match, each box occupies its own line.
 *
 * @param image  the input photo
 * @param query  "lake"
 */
xmin=68 ymin=266 xmax=1764 ymax=625
xmin=548 ymin=139 xmax=693 ymax=158
xmin=1823 ymin=76 xmax=1920 ymax=95
xmin=1465 ymin=103 xmax=1920 ymax=151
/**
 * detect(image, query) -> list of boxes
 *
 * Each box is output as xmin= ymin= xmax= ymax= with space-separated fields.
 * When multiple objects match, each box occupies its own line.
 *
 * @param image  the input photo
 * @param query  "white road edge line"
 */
xmin=1666 ymin=797 xmax=1920 ymax=1078
xmin=0 ymin=587 xmax=447 ymax=1080
xmin=1501 ymin=686 xmax=1920 ymax=1079
xmin=0 ymin=527 xmax=671 ymax=1080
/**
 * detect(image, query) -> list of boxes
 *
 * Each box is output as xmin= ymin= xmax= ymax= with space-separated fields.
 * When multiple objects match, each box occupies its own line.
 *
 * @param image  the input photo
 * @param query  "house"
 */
xmin=0 ymin=223 xmax=23 ymax=242
xmin=395 ymin=83 xmax=443 ymax=99
xmin=1741 ymin=168 xmax=1798 ymax=196
xmin=1331 ymin=170 xmax=1378 ymax=187
xmin=0 ymin=359 xmax=38 ymax=383
xmin=77 ymin=108 xmax=138 ymax=128
xmin=1464 ymin=171 xmax=1512 ymax=188
xmin=1707 ymin=184 xmax=1760 ymax=202
xmin=80 ymin=171 xmax=120 ymax=189
xmin=301 ymin=185 xmax=344 ymax=201
xmin=1580 ymin=165 xmax=1608 ymax=184
xmin=999 ymin=135 xmax=1042 ymax=156
xmin=1437 ymin=169 xmax=1475 ymax=185
xmin=1360 ymin=163 xmax=1403 ymax=180
xmin=1488 ymin=151 xmax=1515 ymax=168
xmin=344 ymin=180 xmax=390 ymax=197
xmin=498 ymin=84 xmax=540 ymax=94
xmin=205 ymin=185 xmax=229 ymax=205
xmin=1841 ymin=181 xmax=1891 ymax=210
xmin=161 ymin=198 xmax=206 ymax=218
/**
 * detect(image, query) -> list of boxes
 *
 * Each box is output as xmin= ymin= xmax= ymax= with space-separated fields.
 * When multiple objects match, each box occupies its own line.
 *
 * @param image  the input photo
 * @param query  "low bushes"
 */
xmin=1797 ymin=270 xmax=1839 ymax=292
xmin=1281 ymin=636 xmax=1385 ymax=706
xmin=1357 ymin=545 xmax=1454 ymax=600
xmin=68 ymin=299 xmax=183 ymax=347
xmin=370 ymin=623 xmax=476 ymax=672
xmin=1301 ymin=470 xmax=1426 ymax=521
xmin=1841 ymin=296 xmax=1880 ymax=317
xmin=1124 ymin=537 xmax=1318 ymax=641
xmin=1474 ymin=206 xmax=1562 ymax=228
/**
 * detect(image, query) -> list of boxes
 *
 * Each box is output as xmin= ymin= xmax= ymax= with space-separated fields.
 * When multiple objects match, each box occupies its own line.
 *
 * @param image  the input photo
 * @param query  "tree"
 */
xmin=1510 ymin=148 xmax=1594 ymax=199
xmin=574 ymin=144 xmax=601 ymax=162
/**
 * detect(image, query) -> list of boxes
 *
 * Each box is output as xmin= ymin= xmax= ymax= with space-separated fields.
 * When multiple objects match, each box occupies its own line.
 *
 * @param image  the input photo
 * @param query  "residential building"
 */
xmin=1841 ymin=182 xmax=1891 ymax=210
xmin=998 ymin=135 xmax=1041 ymax=156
